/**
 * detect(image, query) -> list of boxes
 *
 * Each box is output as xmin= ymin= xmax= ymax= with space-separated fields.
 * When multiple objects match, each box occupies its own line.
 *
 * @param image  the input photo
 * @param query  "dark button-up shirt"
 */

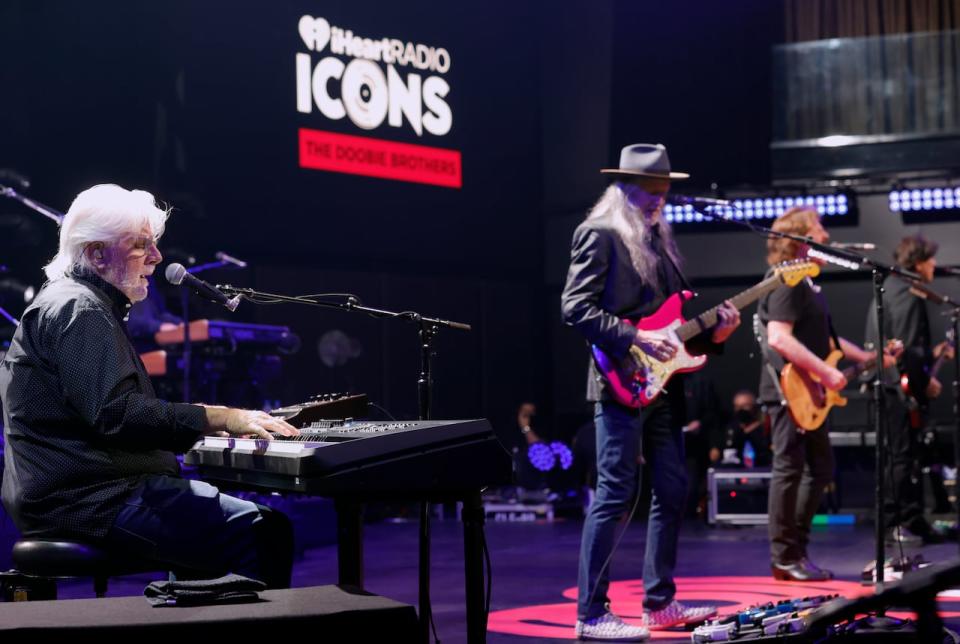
xmin=865 ymin=275 xmax=933 ymax=399
xmin=1 ymin=268 xmax=207 ymax=539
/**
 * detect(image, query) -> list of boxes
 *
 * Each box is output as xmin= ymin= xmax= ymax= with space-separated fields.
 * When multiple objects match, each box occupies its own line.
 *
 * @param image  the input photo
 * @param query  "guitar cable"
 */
xmin=368 ymin=401 xmax=397 ymax=421
xmin=582 ymin=466 xmax=644 ymax=621
xmin=481 ymin=518 xmax=493 ymax=619
xmin=366 ymin=402 xmax=494 ymax=639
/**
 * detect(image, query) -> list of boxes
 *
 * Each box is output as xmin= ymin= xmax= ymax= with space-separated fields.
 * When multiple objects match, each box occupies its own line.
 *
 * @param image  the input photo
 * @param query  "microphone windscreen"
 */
xmin=164 ymin=263 xmax=187 ymax=285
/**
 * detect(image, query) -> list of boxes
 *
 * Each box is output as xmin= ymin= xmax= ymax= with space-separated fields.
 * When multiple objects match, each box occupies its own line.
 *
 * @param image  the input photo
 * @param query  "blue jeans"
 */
xmin=104 ymin=475 xmax=293 ymax=588
xmin=577 ymin=397 xmax=687 ymax=619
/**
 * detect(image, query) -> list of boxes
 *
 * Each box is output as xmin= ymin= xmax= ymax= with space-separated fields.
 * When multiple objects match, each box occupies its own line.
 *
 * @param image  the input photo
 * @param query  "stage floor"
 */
xmin=53 ymin=518 xmax=960 ymax=642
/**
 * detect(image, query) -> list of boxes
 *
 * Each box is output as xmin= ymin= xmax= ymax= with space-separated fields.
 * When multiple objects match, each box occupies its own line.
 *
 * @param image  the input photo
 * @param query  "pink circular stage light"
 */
xmin=487 ymin=575 xmax=960 ymax=640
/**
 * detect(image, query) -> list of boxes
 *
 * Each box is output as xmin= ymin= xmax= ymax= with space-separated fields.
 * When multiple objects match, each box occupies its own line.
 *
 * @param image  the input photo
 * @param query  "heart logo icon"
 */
xmin=298 ymin=15 xmax=330 ymax=52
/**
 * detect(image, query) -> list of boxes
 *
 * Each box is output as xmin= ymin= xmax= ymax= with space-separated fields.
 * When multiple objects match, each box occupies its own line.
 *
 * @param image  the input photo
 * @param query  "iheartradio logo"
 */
xmin=295 ymin=15 xmax=453 ymax=137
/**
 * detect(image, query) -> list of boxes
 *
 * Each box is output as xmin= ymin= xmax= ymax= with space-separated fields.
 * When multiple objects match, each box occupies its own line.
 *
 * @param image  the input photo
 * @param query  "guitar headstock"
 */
xmin=775 ymin=260 xmax=820 ymax=287
xmin=935 ymin=329 xmax=956 ymax=360
xmin=885 ymin=338 xmax=904 ymax=361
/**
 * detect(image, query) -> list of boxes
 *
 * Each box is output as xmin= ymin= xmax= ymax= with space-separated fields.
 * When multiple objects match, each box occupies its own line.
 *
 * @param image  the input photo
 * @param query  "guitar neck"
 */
xmin=928 ymin=342 xmax=954 ymax=380
xmin=676 ymin=273 xmax=784 ymax=342
xmin=842 ymin=343 xmax=896 ymax=380
xmin=842 ymin=359 xmax=875 ymax=381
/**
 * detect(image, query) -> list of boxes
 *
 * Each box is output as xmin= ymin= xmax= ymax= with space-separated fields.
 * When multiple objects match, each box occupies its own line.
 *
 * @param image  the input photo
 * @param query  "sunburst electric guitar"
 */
xmin=900 ymin=329 xmax=954 ymax=429
xmin=781 ymin=339 xmax=902 ymax=430
xmin=592 ymin=260 xmax=820 ymax=409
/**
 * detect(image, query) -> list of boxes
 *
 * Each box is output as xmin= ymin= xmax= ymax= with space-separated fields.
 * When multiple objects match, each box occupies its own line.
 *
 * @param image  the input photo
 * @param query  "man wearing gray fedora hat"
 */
xmin=563 ymin=143 xmax=740 ymax=640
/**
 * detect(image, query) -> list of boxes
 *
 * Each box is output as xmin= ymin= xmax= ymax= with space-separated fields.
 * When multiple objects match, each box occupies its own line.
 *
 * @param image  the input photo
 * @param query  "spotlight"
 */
xmin=889 ymin=184 xmax=960 ymax=223
xmin=0 ymin=278 xmax=35 ymax=303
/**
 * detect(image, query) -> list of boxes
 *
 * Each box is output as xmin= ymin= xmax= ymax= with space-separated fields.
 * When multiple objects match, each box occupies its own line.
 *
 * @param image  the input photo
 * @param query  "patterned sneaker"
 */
xmin=574 ymin=611 xmax=650 ymax=641
xmin=642 ymin=600 xmax=717 ymax=630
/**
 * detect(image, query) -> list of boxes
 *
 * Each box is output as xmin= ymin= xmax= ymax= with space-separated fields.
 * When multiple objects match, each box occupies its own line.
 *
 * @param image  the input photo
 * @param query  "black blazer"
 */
xmin=561 ymin=211 xmax=719 ymax=402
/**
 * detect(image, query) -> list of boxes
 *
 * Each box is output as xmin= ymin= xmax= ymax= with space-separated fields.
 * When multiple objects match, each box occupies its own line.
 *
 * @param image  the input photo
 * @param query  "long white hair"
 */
xmin=586 ymin=183 xmax=682 ymax=286
xmin=43 ymin=184 xmax=169 ymax=280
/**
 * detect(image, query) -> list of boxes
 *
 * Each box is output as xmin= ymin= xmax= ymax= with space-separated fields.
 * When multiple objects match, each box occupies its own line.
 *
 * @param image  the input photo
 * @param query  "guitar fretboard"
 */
xmin=676 ymin=273 xmax=784 ymax=342
xmin=841 ymin=340 xmax=898 ymax=380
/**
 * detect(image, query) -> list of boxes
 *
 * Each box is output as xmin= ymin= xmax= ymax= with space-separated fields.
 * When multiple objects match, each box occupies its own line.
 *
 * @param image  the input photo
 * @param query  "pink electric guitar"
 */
xmin=592 ymin=260 xmax=820 ymax=409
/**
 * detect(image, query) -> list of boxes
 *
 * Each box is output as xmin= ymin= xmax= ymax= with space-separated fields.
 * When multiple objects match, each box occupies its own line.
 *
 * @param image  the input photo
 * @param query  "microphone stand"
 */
xmin=0 ymin=184 xmax=64 ymax=224
xmin=690 ymin=205 xmax=919 ymax=603
xmin=0 ymin=304 xmax=18 ymax=327
xmin=177 ymin=257 xmax=245 ymax=403
xmin=0 ymin=186 xmax=62 ymax=330
xmin=217 ymin=284 xmax=473 ymax=644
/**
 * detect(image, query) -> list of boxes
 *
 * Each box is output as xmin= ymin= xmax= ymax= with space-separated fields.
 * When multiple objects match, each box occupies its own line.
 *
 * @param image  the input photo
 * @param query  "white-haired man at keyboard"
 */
xmin=0 ymin=184 xmax=299 ymax=586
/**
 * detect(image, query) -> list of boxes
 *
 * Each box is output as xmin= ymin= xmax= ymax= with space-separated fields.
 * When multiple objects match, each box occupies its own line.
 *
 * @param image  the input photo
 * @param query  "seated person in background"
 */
xmin=517 ymin=401 xmax=541 ymax=446
xmin=0 ymin=184 xmax=299 ymax=587
xmin=514 ymin=401 xmax=548 ymax=490
xmin=710 ymin=390 xmax=771 ymax=468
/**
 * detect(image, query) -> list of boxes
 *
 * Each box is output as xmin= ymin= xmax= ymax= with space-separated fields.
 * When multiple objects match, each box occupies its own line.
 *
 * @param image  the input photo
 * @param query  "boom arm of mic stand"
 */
xmin=0 ymin=304 xmax=19 ymax=327
xmin=0 ymin=185 xmax=64 ymax=225
xmin=688 ymin=203 xmax=922 ymax=280
xmin=218 ymin=285 xmax=472 ymax=332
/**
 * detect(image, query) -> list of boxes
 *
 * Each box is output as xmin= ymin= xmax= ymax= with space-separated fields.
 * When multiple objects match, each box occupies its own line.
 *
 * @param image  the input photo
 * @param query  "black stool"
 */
xmin=11 ymin=539 xmax=164 ymax=598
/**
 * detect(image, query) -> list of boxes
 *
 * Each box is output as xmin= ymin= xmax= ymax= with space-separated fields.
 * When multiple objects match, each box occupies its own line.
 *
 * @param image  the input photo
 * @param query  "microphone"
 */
xmin=164 ymin=263 xmax=241 ymax=312
xmin=830 ymin=242 xmax=876 ymax=251
xmin=215 ymin=251 xmax=248 ymax=268
xmin=936 ymin=266 xmax=960 ymax=277
xmin=666 ymin=194 xmax=732 ymax=208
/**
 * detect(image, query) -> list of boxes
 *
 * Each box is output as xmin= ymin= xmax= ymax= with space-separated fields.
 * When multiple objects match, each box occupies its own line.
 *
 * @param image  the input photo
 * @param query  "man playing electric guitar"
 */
xmin=563 ymin=144 xmax=739 ymax=640
xmin=865 ymin=234 xmax=956 ymax=544
xmin=758 ymin=206 xmax=896 ymax=582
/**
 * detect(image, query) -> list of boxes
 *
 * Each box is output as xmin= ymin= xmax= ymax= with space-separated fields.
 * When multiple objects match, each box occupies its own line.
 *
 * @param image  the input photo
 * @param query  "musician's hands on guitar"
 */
xmin=934 ymin=340 xmax=955 ymax=361
xmin=633 ymin=329 xmax=678 ymax=362
xmin=820 ymin=366 xmax=848 ymax=392
xmin=711 ymin=300 xmax=741 ymax=343
xmin=882 ymin=339 xmax=904 ymax=368
xmin=927 ymin=376 xmax=943 ymax=400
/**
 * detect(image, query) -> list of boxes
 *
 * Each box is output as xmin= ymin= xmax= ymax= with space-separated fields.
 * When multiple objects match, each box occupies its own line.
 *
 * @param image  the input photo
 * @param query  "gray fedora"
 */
xmin=600 ymin=143 xmax=689 ymax=181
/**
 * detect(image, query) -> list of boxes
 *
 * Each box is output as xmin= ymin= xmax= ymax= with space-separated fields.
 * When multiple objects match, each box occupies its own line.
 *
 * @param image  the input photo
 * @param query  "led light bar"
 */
xmin=888 ymin=187 xmax=960 ymax=212
xmin=665 ymin=193 xmax=850 ymax=224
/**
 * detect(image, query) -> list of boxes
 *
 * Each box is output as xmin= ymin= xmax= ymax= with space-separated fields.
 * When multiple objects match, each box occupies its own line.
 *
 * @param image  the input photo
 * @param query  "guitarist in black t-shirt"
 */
xmin=757 ymin=207 xmax=894 ymax=581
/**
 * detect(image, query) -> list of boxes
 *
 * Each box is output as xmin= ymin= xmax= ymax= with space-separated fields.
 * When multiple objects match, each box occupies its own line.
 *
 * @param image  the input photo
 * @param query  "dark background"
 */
xmin=2 ymin=1 xmax=958 ymax=445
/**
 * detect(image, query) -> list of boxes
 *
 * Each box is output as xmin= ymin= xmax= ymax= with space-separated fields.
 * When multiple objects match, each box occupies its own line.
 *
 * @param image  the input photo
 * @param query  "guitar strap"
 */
xmin=753 ymin=313 xmax=787 ymax=408
xmin=662 ymin=251 xmax=693 ymax=292
xmin=652 ymin=224 xmax=693 ymax=293
xmin=827 ymin=315 xmax=842 ymax=358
